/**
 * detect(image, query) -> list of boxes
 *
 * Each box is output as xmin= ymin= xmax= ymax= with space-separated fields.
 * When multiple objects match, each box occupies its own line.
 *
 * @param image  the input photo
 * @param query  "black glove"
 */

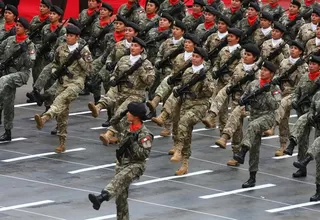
xmin=105 ymin=62 xmax=116 ymax=71
xmin=20 ymin=41 xmax=28 ymax=53
xmin=109 ymin=79 xmax=117 ymax=87
xmin=272 ymin=77 xmax=281 ymax=86
xmin=226 ymin=86 xmax=233 ymax=96
xmin=167 ymin=76 xmax=174 ymax=85
xmin=307 ymin=112 xmax=316 ymax=125
xmin=154 ymin=62 xmax=161 ymax=69
xmin=73 ymin=48 xmax=82 ymax=60
xmin=238 ymin=97 xmax=246 ymax=106
xmin=291 ymin=100 xmax=298 ymax=110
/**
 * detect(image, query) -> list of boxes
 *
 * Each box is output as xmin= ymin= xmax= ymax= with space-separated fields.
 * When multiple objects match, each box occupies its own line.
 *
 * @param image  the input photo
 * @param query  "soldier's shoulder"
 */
xmin=30 ymin=15 xmax=40 ymax=23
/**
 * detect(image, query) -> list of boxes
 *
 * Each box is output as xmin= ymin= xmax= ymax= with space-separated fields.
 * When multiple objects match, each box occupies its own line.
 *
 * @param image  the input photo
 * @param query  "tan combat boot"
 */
xmin=175 ymin=157 xmax=189 ymax=176
xmin=215 ymin=133 xmax=230 ymax=149
xmin=263 ymin=126 xmax=275 ymax=137
xmin=227 ymin=158 xmax=239 ymax=166
xmin=146 ymin=95 xmax=161 ymax=112
xmin=160 ymin=128 xmax=171 ymax=136
xmin=275 ymin=143 xmax=287 ymax=156
xmin=99 ymin=130 xmax=118 ymax=146
xmin=151 ymin=111 xmax=169 ymax=127
xmin=168 ymin=146 xmax=175 ymax=155
xmin=88 ymin=102 xmax=103 ymax=118
xmin=55 ymin=136 xmax=66 ymax=153
xmin=202 ymin=112 xmax=217 ymax=128
xmin=170 ymin=144 xmax=182 ymax=162
xmin=34 ymin=114 xmax=51 ymax=130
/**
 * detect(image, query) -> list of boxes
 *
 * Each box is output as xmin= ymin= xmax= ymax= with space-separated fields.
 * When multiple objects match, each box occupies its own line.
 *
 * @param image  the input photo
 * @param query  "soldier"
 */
xmin=31 ymin=5 xmax=65 ymax=86
xmin=168 ymin=47 xmax=214 ymax=175
xmin=253 ymin=11 xmax=273 ymax=47
xmin=118 ymin=0 xmax=146 ymax=27
xmin=222 ymin=0 xmax=244 ymax=25
xmin=158 ymin=0 xmax=186 ymax=21
xmin=29 ymin=0 xmax=52 ymax=45
xmin=0 ymin=5 xmax=18 ymax=42
xmin=0 ymin=17 xmax=35 ymax=142
xmin=233 ymin=61 xmax=281 ymax=188
xmin=261 ymin=0 xmax=285 ymax=21
xmin=0 ymin=2 xmax=4 ymax=27
xmin=34 ymin=25 xmax=93 ymax=153
xmin=195 ymin=6 xmax=218 ymax=39
xmin=205 ymin=0 xmax=225 ymax=13
xmin=283 ymin=55 xmax=320 ymax=178
xmin=305 ymin=23 xmax=320 ymax=55
xmin=87 ymin=37 xmax=155 ymax=145
xmin=236 ymin=2 xmax=260 ymax=34
xmin=78 ymin=0 xmax=100 ymax=41
xmin=296 ymin=7 xmax=320 ymax=46
xmin=182 ymin=0 xmax=205 ymax=33
xmin=300 ymin=0 xmax=320 ymax=23
xmin=88 ymin=102 xmax=153 ymax=220
xmin=145 ymin=0 xmax=160 ymax=23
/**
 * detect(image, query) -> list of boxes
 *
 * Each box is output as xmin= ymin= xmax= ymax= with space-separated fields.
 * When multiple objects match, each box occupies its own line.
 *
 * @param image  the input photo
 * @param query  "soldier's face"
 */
xmin=289 ymin=46 xmax=302 ymax=59
xmin=130 ymin=43 xmax=144 ymax=56
xmin=49 ymin=12 xmax=61 ymax=23
xmin=311 ymin=13 xmax=320 ymax=25
xmin=316 ymin=27 xmax=320 ymax=38
xmin=40 ymin=3 xmax=50 ymax=15
xmin=243 ymin=52 xmax=255 ymax=64
xmin=66 ymin=33 xmax=79 ymax=45
xmin=271 ymin=29 xmax=283 ymax=40
xmin=172 ymin=26 xmax=184 ymax=39
xmin=146 ymin=2 xmax=157 ymax=14
xmin=227 ymin=34 xmax=239 ymax=46
xmin=231 ymin=0 xmax=241 ymax=8
xmin=184 ymin=40 xmax=195 ymax=52
xmin=88 ymin=0 xmax=99 ymax=9
xmin=15 ymin=23 xmax=26 ymax=35
xmin=125 ymin=27 xmax=137 ymax=40
xmin=126 ymin=112 xmax=136 ymax=122
xmin=193 ymin=4 xmax=203 ymax=13
xmin=192 ymin=53 xmax=204 ymax=66
xmin=4 ymin=10 xmax=15 ymax=22
xmin=309 ymin=62 xmax=320 ymax=73
xmin=247 ymin=8 xmax=258 ymax=18
xmin=260 ymin=67 xmax=273 ymax=80
xmin=289 ymin=4 xmax=299 ymax=14
xmin=115 ymin=21 xmax=125 ymax=32
xmin=260 ymin=18 xmax=272 ymax=29
xmin=218 ymin=21 xmax=228 ymax=33
xmin=204 ymin=12 xmax=215 ymax=23
xmin=100 ymin=8 xmax=112 ymax=18
xmin=159 ymin=18 xmax=171 ymax=29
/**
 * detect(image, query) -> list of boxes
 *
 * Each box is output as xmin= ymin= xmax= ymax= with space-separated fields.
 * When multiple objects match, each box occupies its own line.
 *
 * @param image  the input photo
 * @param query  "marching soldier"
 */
xmin=253 ymin=11 xmax=273 ymax=47
xmin=222 ymin=0 xmax=244 ymax=25
xmin=118 ymin=0 xmax=146 ymax=27
xmin=300 ymin=0 xmax=320 ymax=23
xmin=88 ymin=102 xmax=153 ymax=220
xmin=296 ymin=7 xmax=320 ymax=46
xmin=144 ymin=0 xmax=160 ymax=24
xmin=158 ymin=0 xmax=186 ymax=21
xmin=236 ymin=2 xmax=260 ymax=33
xmin=182 ymin=0 xmax=205 ymax=34
xmin=0 ymin=5 xmax=18 ymax=42
xmin=195 ymin=6 xmax=218 ymax=39
xmin=0 ymin=17 xmax=35 ymax=142
xmin=261 ymin=0 xmax=285 ymax=21
xmin=205 ymin=0 xmax=225 ymax=13
xmin=34 ymin=25 xmax=93 ymax=153
xmin=78 ymin=0 xmax=100 ymax=41
xmin=305 ymin=23 xmax=320 ymax=55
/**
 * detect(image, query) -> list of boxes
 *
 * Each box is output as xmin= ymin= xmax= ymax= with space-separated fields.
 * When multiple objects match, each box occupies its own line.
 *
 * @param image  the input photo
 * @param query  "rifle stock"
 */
xmin=167 ymin=60 xmax=192 ymax=85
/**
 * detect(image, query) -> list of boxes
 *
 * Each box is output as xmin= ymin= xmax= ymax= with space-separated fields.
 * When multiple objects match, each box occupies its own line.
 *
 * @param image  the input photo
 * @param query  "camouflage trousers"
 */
xmin=275 ymin=94 xmax=292 ymax=144
xmin=44 ymin=83 xmax=81 ymax=138
xmin=32 ymin=55 xmax=50 ymax=85
xmin=240 ymin=113 xmax=275 ymax=172
xmin=307 ymin=136 xmax=320 ymax=184
xmin=215 ymin=79 xmax=229 ymax=133
xmin=104 ymin=162 xmax=145 ymax=220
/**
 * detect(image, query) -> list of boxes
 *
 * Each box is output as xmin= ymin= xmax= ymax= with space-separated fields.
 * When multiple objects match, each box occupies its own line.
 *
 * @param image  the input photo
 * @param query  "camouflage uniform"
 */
xmin=205 ymin=0 xmax=225 ymax=13
xmin=222 ymin=8 xmax=245 ymax=24
xmin=296 ymin=23 xmax=317 ymax=45
xmin=279 ymin=14 xmax=305 ymax=40
xmin=239 ymin=80 xmax=281 ymax=172
xmin=261 ymin=4 xmax=285 ymax=21
xmin=253 ymin=27 xmax=272 ymax=47
xmin=29 ymin=15 xmax=49 ymax=44
xmin=0 ymin=24 xmax=15 ymax=43
xmin=78 ymin=9 xmax=98 ymax=41
xmin=118 ymin=3 xmax=147 ymax=27
xmin=300 ymin=1 xmax=320 ymax=23
xmin=203 ymin=31 xmax=227 ymax=64
xmin=0 ymin=37 xmax=35 ymax=130
xmin=260 ymin=39 xmax=290 ymax=67
xmin=158 ymin=0 xmax=186 ymax=21
xmin=182 ymin=14 xmax=204 ymax=33
xmin=195 ymin=23 xmax=217 ymax=40
xmin=305 ymin=37 xmax=320 ymax=55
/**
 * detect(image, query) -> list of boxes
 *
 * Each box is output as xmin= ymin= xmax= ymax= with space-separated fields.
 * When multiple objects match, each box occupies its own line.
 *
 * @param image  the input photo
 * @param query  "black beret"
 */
xmin=101 ymin=2 xmax=113 ymax=12
xmin=204 ymin=6 xmax=219 ymax=16
xmin=160 ymin=12 xmax=174 ymax=23
xmin=68 ymin=17 xmax=82 ymax=28
xmin=194 ymin=46 xmax=208 ymax=60
xmin=184 ymin=33 xmax=200 ymax=46
xmin=273 ymin=21 xmax=286 ymax=33
xmin=41 ymin=0 xmax=53 ymax=8
xmin=127 ymin=102 xmax=148 ymax=120
xmin=194 ymin=0 xmax=206 ymax=7
xmin=148 ymin=0 xmax=160 ymax=8
xmin=132 ymin=36 xmax=147 ymax=48
xmin=17 ymin=17 xmax=30 ymax=29
xmin=125 ymin=21 xmax=141 ymax=32
xmin=260 ymin=11 xmax=273 ymax=22
xmin=51 ymin=5 xmax=64 ymax=16
xmin=116 ymin=14 xmax=127 ymax=24
xmin=173 ymin=19 xmax=186 ymax=31
xmin=96 ymin=0 xmax=101 ymax=3
xmin=262 ymin=61 xmax=277 ymax=73
xmin=309 ymin=55 xmax=320 ymax=65
xmin=243 ymin=43 xmax=260 ymax=57
xmin=5 ymin=4 xmax=18 ymax=17
xmin=313 ymin=7 xmax=320 ymax=16
xmin=290 ymin=0 xmax=301 ymax=8
xmin=66 ymin=24 xmax=81 ymax=35
xmin=227 ymin=27 xmax=243 ymax=38
xmin=219 ymin=15 xmax=232 ymax=27
xmin=248 ymin=2 xmax=260 ymax=12
xmin=0 ymin=1 xmax=4 ymax=9
xmin=290 ymin=40 xmax=304 ymax=52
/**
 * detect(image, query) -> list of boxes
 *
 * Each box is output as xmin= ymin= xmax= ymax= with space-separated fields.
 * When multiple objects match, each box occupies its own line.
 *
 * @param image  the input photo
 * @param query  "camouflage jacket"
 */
xmin=182 ymin=14 xmax=204 ymax=33
xmin=296 ymin=23 xmax=317 ymax=45
xmin=305 ymin=38 xmax=320 ymax=55
xmin=300 ymin=2 xmax=320 ymax=23
xmin=205 ymin=0 xmax=225 ymax=13
xmin=78 ymin=9 xmax=99 ymax=40
xmin=253 ymin=27 xmax=272 ymax=47
xmin=261 ymin=4 xmax=285 ymax=21
xmin=146 ymin=28 xmax=171 ymax=64
xmin=29 ymin=15 xmax=49 ymax=44
xmin=0 ymin=24 xmax=15 ymax=44
xmin=279 ymin=14 xmax=305 ymax=40
xmin=158 ymin=0 xmax=186 ymax=21
xmin=309 ymin=89 xmax=320 ymax=116
xmin=195 ymin=23 xmax=217 ymax=41
xmin=170 ymin=52 xmax=192 ymax=77
xmin=204 ymin=32 xmax=227 ymax=64
xmin=222 ymin=7 xmax=245 ymax=25
xmin=106 ymin=39 xmax=131 ymax=65
xmin=118 ymin=3 xmax=147 ymax=27
xmin=260 ymin=39 xmax=290 ymax=67
xmin=110 ymin=55 xmax=155 ymax=96
xmin=52 ymin=44 xmax=93 ymax=88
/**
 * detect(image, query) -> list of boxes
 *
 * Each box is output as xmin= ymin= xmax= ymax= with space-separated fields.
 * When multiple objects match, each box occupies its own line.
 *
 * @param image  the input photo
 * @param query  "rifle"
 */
xmin=80 ymin=11 xmax=98 ymax=36
xmin=123 ymin=2 xmax=139 ymax=19
xmin=139 ymin=20 xmax=158 ymax=39
xmin=173 ymin=68 xmax=206 ymax=98
xmin=145 ymin=30 xmax=170 ymax=46
xmin=88 ymin=20 xmax=115 ymax=49
xmin=241 ymin=19 xmax=260 ymax=44
xmin=29 ymin=18 xmax=50 ymax=41
xmin=285 ymin=10 xmax=308 ymax=40
xmin=37 ymin=19 xmax=69 ymax=55
xmin=238 ymin=82 xmax=272 ymax=107
xmin=167 ymin=60 xmax=192 ymax=85
xmin=264 ymin=39 xmax=289 ymax=61
xmin=0 ymin=27 xmax=16 ymax=42
xmin=230 ymin=9 xmax=244 ymax=25
xmin=273 ymin=9 xmax=288 ymax=21
xmin=208 ymin=37 xmax=228 ymax=62
xmin=166 ymin=1 xmax=184 ymax=17
xmin=156 ymin=45 xmax=184 ymax=69
xmin=200 ymin=26 xmax=217 ymax=45
xmin=189 ymin=16 xmax=204 ymax=33
xmin=109 ymin=58 xmax=145 ymax=89
xmin=212 ymin=46 xmax=242 ymax=79
xmin=210 ymin=0 xmax=222 ymax=9
xmin=116 ymin=134 xmax=138 ymax=164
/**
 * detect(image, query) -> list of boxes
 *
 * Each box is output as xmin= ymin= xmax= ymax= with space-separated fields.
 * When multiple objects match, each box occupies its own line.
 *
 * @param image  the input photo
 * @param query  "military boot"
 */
xmin=202 ymin=112 xmax=217 ymax=128
xmin=99 ymin=130 xmax=117 ymax=146
xmin=293 ymin=154 xmax=314 ymax=170
xmin=262 ymin=126 xmax=275 ymax=137
xmin=292 ymin=169 xmax=307 ymax=178
xmin=160 ymin=128 xmax=171 ymax=137
xmin=215 ymin=133 xmax=230 ymax=149
xmin=88 ymin=190 xmax=110 ymax=210
xmin=0 ymin=129 xmax=11 ymax=142
xmin=274 ymin=143 xmax=287 ymax=156
xmin=233 ymin=147 xmax=249 ymax=164
xmin=283 ymin=139 xmax=297 ymax=156
xmin=88 ymin=102 xmax=103 ymax=118
xmin=51 ymin=126 xmax=58 ymax=135
xmin=147 ymin=95 xmax=161 ymax=113
xmin=168 ymin=146 xmax=175 ymax=155
xmin=310 ymin=184 xmax=320 ymax=201
xmin=55 ymin=136 xmax=66 ymax=153
xmin=175 ymin=157 xmax=189 ymax=176
xmin=242 ymin=171 xmax=256 ymax=188
xmin=151 ymin=110 xmax=169 ymax=127
xmin=26 ymin=90 xmax=36 ymax=102
xmin=170 ymin=144 xmax=182 ymax=162
xmin=227 ymin=158 xmax=239 ymax=166
xmin=34 ymin=114 xmax=51 ymax=129
xmin=41 ymin=106 xmax=50 ymax=116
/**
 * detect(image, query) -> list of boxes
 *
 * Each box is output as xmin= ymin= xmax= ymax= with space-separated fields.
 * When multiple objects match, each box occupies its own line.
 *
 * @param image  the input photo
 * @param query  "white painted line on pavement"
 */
xmin=266 ymin=201 xmax=320 ymax=213
xmin=0 ymin=137 xmax=27 ymax=144
xmin=30 ymin=109 xmax=108 ymax=120
xmin=272 ymin=153 xmax=298 ymax=160
xmin=2 ymin=148 xmax=86 ymax=162
xmin=0 ymin=200 xmax=55 ymax=212
xmin=262 ymin=135 xmax=279 ymax=140
xmin=210 ymin=143 xmax=231 ymax=148
xmin=85 ymin=214 xmax=117 ymax=220
xmin=14 ymin=103 xmax=37 ymax=107
xmin=133 ymin=170 xmax=213 ymax=186
xmin=199 ymin=184 xmax=276 ymax=199
xmin=68 ymin=163 xmax=116 ymax=174
xmin=153 ymin=128 xmax=214 ymax=139
xmin=91 ymin=119 xmax=152 ymax=130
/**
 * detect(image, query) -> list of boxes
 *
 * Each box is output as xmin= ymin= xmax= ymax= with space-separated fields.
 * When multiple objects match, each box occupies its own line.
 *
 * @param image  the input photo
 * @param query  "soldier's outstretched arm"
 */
xmin=78 ymin=47 xmax=93 ymax=74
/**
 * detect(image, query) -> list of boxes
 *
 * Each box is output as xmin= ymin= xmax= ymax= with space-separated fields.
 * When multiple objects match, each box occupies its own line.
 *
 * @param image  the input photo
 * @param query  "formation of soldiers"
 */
xmin=1 ymin=0 xmax=320 ymax=219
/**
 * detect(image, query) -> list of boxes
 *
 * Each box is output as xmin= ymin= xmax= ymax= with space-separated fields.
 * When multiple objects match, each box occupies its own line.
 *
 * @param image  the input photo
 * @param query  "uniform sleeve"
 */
xmin=201 ymin=72 xmax=215 ymax=98
xmin=132 ymin=132 xmax=153 ymax=161
xmin=0 ymin=38 xmax=8 ymax=60
xmin=154 ymin=41 xmax=165 ymax=67
xmin=51 ymin=47 xmax=61 ymax=73
xmin=139 ymin=60 xmax=155 ymax=85
xmin=78 ymin=47 xmax=93 ymax=74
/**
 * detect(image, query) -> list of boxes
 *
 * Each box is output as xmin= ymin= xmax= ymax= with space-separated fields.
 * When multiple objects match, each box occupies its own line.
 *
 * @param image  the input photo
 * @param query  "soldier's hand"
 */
xmin=73 ymin=48 xmax=82 ymax=60
xmin=272 ymin=77 xmax=281 ymax=86
xmin=226 ymin=86 xmax=233 ymax=95
xmin=20 ymin=42 xmax=28 ymax=53
xmin=154 ymin=62 xmax=161 ymax=69
xmin=291 ymin=100 xmax=298 ymax=110
xmin=109 ymin=79 xmax=117 ymax=87
xmin=307 ymin=112 xmax=316 ymax=125
xmin=238 ymin=98 xmax=246 ymax=106
xmin=105 ymin=62 xmax=116 ymax=71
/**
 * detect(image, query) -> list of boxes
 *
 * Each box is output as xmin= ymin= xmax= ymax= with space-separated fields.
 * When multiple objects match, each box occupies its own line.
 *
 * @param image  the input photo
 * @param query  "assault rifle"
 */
xmin=173 ymin=68 xmax=206 ymax=98
xmin=238 ymin=82 xmax=272 ymax=107
xmin=285 ymin=10 xmax=309 ymax=40
xmin=116 ymin=134 xmax=138 ymax=164
xmin=163 ymin=1 xmax=185 ymax=19
xmin=123 ymin=2 xmax=139 ymax=19
xmin=207 ymin=37 xmax=228 ymax=62
xmin=138 ymin=20 xmax=158 ymax=39
xmin=200 ymin=26 xmax=217 ymax=45
xmin=29 ymin=18 xmax=50 ymax=41
xmin=88 ymin=20 xmax=115 ymax=50
xmin=80 ymin=11 xmax=98 ymax=35
xmin=230 ymin=9 xmax=244 ymax=25
xmin=264 ymin=39 xmax=289 ymax=61
xmin=241 ymin=19 xmax=260 ymax=44
xmin=0 ymin=27 xmax=16 ymax=42
xmin=167 ymin=60 xmax=192 ymax=85
xmin=273 ymin=9 xmax=288 ymax=21
xmin=156 ymin=45 xmax=184 ymax=69
xmin=145 ymin=30 xmax=170 ymax=46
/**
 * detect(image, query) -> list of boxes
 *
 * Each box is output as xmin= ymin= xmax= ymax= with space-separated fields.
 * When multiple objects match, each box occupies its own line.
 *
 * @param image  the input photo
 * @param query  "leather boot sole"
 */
xmin=160 ymin=129 xmax=171 ymax=137
xmin=88 ymin=102 xmax=99 ymax=118
xmin=55 ymin=146 xmax=66 ymax=153
xmin=34 ymin=114 xmax=43 ymax=130
xmin=202 ymin=117 xmax=215 ymax=129
xmin=227 ymin=159 xmax=239 ymax=166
